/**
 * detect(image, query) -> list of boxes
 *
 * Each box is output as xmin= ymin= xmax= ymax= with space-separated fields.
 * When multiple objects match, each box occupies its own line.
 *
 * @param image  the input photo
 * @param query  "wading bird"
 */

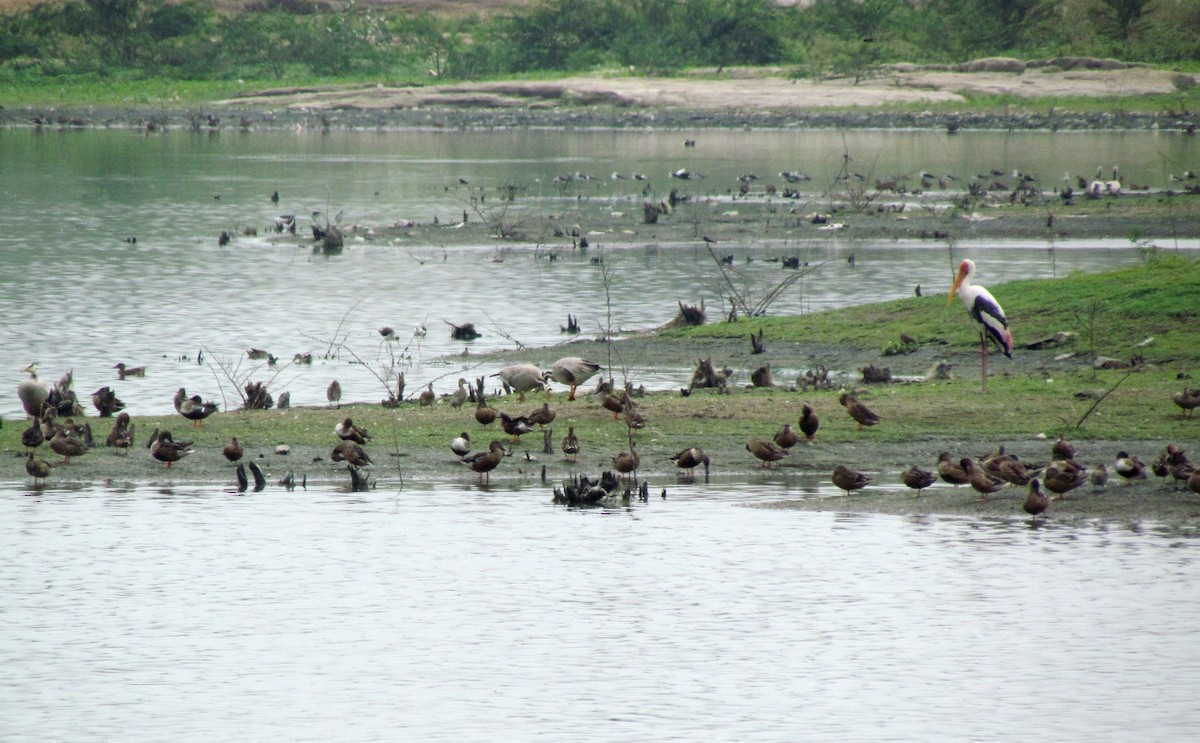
xmin=948 ymin=259 xmax=1013 ymax=392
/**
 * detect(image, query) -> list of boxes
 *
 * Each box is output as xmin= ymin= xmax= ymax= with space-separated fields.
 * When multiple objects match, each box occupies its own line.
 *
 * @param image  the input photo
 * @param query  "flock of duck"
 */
xmin=13 ymin=355 xmax=1200 ymax=510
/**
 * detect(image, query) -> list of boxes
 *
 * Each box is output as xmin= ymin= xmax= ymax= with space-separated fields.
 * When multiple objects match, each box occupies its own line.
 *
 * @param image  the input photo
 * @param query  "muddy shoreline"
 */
xmin=1 ymin=102 xmax=1190 ymax=134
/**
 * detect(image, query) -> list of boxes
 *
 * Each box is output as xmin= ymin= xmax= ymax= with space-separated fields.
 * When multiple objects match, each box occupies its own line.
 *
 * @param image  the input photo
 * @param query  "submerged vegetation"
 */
xmin=2 ymin=0 xmax=1199 ymax=108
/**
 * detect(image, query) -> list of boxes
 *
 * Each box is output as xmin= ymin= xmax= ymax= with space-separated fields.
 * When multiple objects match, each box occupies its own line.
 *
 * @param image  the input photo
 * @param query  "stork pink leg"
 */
xmin=980 ymin=331 xmax=989 ymax=393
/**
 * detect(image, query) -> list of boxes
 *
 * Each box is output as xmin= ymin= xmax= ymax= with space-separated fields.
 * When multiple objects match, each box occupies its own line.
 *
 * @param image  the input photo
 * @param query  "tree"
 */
xmin=1089 ymin=0 xmax=1152 ymax=47
xmin=85 ymin=0 xmax=143 ymax=64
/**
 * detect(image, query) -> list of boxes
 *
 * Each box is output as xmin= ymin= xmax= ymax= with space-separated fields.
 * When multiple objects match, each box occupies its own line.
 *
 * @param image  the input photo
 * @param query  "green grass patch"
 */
xmin=676 ymin=253 xmax=1200 ymax=364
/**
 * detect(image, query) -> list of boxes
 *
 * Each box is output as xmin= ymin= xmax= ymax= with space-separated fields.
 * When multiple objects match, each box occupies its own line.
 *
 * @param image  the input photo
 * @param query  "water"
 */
xmin=3 ymin=480 xmax=1199 ymax=741
xmin=3 ymin=127 xmax=1199 ymax=739
xmin=1 ymin=127 xmax=1197 ymax=416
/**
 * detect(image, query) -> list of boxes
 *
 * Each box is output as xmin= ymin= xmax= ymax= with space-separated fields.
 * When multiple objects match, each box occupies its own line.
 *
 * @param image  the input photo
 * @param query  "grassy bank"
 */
xmin=3 ymin=257 xmax=1198 ymax=497
xmin=679 ymin=252 xmax=1200 ymax=366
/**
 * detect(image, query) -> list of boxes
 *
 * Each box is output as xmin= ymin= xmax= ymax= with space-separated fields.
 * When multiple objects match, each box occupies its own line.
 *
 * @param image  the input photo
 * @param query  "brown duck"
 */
xmin=1044 ymin=464 xmax=1088 ymax=499
xmin=332 ymin=441 xmax=373 ymax=467
xmin=936 ymin=452 xmax=969 ymax=487
xmin=335 ymin=418 xmax=371 ymax=444
xmin=799 ymin=403 xmax=819 ymax=440
xmin=832 ymin=465 xmax=871 ymax=494
xmin=151 ymin=431 xmax=193 ymax=468
xmin=223 ymin=436 xmax=244 ymax=463
xmin=462 ymin=440 xmax=506 ymax=483
xmin=612 ymin=443 xmax=640 ymax=479
xmin=773 ymin=423 xmax=800 ymax=450
xmin=671 ymin=446 xmax=710 ymax=479
xmin=418 ymin=382 xmax=436 ymax=407
xmin=839 ymin=392 xmax=880 ymax=431
xmin=25 ymin=451 xmax=51 ymax=484
xmin=528 ymin=403 xmax=556 ymax=428
xmin=500 ymin=412 xmax=534 ymax=442
xmin=993 ymin=456 xmax=1033 ymax=486
xmin=960 ymin=457 xmax=1005 ymax=500
xmin=561 ymin=426 xmax=580 ymax=462
xmin=1172 ymin=388 xmax=1200 ymax=419
xmin=1023 ymin=479 xmax=1050 ymax=516
xmin=22 ymin=418 xmax=44 ymax=452
xmin=602 ymin=392 xmax=626 ymax=420
xmin=106 ymin=412 xmax=134 ymax=455
xmin=901 ymin=464 xmax=937 ymax=496
xmin=113 ymin=362 xmax=147 ymax=380
xmin=49 ymin=426 xmax=88 ymax=464
xmin=475 ymin=395 xmax=497 ymax=426
xmin=746 ymin=438 xmax=790 ymax=468
xmin=1051 ymin=434 xmax=1076 ymax=461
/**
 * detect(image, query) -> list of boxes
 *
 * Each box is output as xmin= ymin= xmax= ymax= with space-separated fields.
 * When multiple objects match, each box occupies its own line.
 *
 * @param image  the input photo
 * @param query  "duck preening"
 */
xmin=746 ymin=438 xmax=790 ymax=468
xmin=499 ymin=412 xmax=534 ymax=442
xmin=832 ymin=465 xmax=871 ymax=495
xmin=671 ymin=446 xmax=711 ymax=480
xmin=91 ymin=386 xmax=125 ymax=418
xmin=151 ymin=430 xmax=193 ymax=468
xmin=331 ymin=441 xmax=373 ymax=468
xmin=106 ymin=412 xmax=134 ymax=454
xmin=1115 ymin=451 xmax=1147 ymax=484
xmin=335 ymin=418 xmax=371 ymax=444
xmin=901 ymin=465 xmax=937 ymax=496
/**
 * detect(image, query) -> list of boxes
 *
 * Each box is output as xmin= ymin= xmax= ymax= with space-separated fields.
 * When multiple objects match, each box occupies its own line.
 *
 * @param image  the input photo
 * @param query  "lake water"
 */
xmin=3 ymin=480 xmax=1199 ymax=741
xmin=3 ymin=126 xmax=1200 ymax=740
xmin=1 ymin=127 xmax=1198 ymax=417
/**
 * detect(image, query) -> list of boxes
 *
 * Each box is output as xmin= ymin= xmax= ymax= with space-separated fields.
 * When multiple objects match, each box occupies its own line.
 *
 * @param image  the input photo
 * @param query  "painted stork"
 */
xmin=948 ymin=259 xmax=1013 ymax=392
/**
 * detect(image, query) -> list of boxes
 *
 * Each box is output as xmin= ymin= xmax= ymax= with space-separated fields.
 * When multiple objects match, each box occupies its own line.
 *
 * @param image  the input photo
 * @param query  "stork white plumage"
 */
xmin=948 ymin=259 xmax=1013 ymax=392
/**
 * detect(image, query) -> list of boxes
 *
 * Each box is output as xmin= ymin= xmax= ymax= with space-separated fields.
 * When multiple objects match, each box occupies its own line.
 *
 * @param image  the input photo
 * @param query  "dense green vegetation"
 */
xmin=2 ymin=0 xmax=1199 ymax=97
